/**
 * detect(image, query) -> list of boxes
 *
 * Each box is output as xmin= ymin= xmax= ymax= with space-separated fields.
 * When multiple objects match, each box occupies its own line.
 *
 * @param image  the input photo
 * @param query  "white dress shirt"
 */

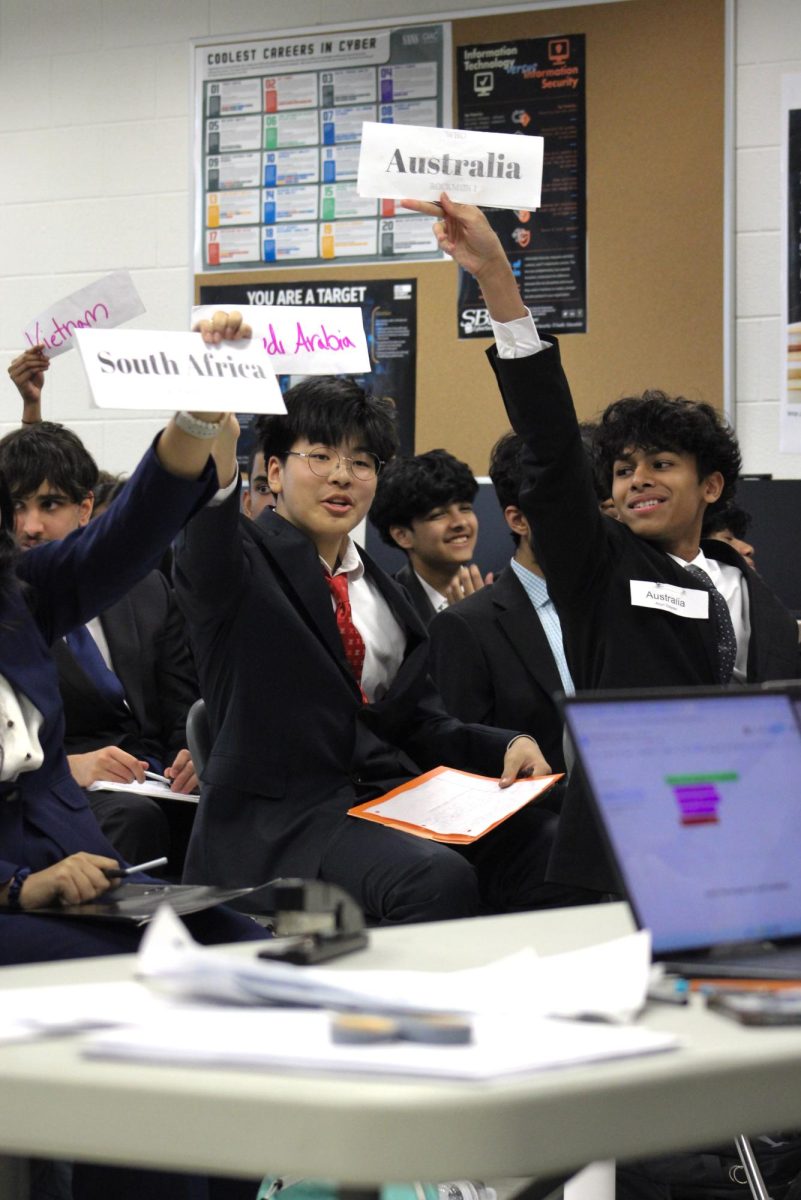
xmin=323 ymin=539 xmax=406 ymax=703
xmin=414 ymin=570 xmax=449 ymax=615
xmin=0 ymin=677 xmax=44 ymax=782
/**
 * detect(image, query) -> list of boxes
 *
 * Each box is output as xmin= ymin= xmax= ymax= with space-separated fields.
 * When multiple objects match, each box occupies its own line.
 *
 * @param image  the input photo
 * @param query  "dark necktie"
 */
xmin=65 ymin=625 xmax=128 ymax=708
xmin=323 ymin=572 xmax=367 ymax=702
xmin=683 ymin=564 xmax=737 ymax=684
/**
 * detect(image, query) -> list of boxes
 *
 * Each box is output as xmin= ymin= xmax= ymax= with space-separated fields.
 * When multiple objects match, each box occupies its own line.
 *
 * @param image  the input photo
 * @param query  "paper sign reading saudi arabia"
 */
xmin=24 ymin=271 xmax=146 ymax=360
xmin=74 ymin=329 xmax=286 ymax=415
xmin=357 ymin=122 xmax=543 ymax=211
xmin=191 ymin=304 xmax=370 ymax=375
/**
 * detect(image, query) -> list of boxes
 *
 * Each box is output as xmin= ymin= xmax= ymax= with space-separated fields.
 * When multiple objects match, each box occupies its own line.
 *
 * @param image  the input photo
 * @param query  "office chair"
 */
xmin=185 ymin=698 xmax=212 ymax=779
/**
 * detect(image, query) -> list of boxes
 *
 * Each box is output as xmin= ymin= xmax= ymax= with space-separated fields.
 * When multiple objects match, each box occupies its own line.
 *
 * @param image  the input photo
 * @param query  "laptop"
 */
xmin=563 ymin=683 xmax=801 ymax=978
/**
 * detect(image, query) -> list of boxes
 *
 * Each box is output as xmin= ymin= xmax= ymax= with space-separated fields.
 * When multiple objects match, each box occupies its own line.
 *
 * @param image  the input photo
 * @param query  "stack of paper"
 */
xmin=0 ymin=908 xmax=681 ymax=1081
xmin=83 ymin=1006 xmax=678 ymax=1080
xmin=137 ymin=905 xmax=654 ymax=1022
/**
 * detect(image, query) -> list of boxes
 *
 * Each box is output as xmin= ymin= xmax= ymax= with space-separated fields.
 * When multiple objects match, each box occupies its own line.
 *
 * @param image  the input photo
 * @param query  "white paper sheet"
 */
xmin=87 ymin=779 xmax=198 ymax=804
xmin=357 ymin=122 xmax=543 ymax=210
xmin=0 ymin=981 xmax=169 ymax=1037
xmin=83 ymin=1005 xmax=678 ymax=1080
xmin=354 ymin=767 xmax=560 ymax=840
xmin=191 ymin=304 xmax=370 ymax=375
xmin=74 ymin=328 xmax=286 ymax=414
xmin=137 ymin=905 xmax=652 ymax=1023
xmin=24 ymin=271 xmax=146 ymax=358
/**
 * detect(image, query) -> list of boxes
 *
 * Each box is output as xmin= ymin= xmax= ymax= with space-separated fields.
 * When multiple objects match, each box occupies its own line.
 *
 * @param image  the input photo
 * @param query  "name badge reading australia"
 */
xmin=630 ymin=581 xmax=709 ymax=620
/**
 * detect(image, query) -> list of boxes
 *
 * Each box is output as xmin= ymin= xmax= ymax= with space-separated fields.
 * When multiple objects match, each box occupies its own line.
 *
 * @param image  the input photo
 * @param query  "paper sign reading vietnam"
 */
xmin=74 ymin=329 xmax=286 ymax=415
xmin=357 ymin=122 xmax=544 ymax=211
xmin=24 ymin=271 xmax=146 ymax=359
xmin=191 ymin=304 xmax=370 ymax=375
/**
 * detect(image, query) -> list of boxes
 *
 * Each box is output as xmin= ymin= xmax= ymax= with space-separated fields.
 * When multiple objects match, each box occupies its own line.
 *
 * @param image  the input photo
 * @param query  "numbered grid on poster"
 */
xmin=196 ymin=24 xmax=451 ymax=270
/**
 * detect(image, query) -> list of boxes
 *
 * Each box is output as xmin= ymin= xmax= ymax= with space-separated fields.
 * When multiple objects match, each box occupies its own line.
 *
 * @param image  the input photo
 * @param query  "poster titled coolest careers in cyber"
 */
xmin=193 ymin=23 xmax=450 ymax=271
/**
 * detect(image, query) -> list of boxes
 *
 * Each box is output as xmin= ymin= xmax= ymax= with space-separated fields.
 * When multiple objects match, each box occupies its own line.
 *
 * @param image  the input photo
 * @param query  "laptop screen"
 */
xmin=564 ymin=691 xmax=801 ymax=954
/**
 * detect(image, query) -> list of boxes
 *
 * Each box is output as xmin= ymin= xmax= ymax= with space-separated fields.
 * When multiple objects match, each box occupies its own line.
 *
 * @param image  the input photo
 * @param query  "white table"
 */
xmin=0 ymin=903 xmax=798 ymax=1189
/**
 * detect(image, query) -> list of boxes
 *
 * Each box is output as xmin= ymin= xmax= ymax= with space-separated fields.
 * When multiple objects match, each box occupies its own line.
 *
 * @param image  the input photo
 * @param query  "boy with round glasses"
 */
xmin=174 ymin=355 xmax=567 ymax=924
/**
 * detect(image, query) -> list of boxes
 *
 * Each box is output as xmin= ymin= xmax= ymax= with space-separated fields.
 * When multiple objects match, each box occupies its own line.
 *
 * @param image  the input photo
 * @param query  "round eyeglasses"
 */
xmin=286 ymin=447 xmax=384 ymax=481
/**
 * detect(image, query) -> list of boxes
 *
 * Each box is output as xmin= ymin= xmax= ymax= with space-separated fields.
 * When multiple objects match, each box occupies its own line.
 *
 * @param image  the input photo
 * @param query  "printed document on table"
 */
xmin=137 ymin=905 xmax=651 ymax=1022
xmin=83 ymin=1006 xmax=679 ymax=1080
xmin=348 ymin=765 xmax=562 ymax=843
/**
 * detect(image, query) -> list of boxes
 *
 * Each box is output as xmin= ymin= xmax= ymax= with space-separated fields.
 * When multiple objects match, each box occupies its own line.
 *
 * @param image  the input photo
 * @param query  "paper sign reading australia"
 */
xmin=191 ymin=304 xmax=370 ymax=375
xmin=24 ymin=271 xmax=146 ymax=360
xmin=74 ymin=329 xmax=286 ymax=415
xmin=357 ymin=122 xmax=543 ymax=211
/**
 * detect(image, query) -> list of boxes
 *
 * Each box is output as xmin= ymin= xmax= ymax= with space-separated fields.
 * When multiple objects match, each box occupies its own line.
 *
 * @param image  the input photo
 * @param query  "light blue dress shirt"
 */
xmin=509 ymin=558 xmax=575 ymax=697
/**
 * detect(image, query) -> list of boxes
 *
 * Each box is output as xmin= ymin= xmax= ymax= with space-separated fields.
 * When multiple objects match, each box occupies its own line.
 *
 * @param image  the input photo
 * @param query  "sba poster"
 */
xmin=456 ymin=35 xmax=586 ymax=338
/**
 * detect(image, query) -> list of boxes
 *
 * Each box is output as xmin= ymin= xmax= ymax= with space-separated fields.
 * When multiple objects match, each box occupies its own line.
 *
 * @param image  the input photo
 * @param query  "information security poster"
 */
xmin=456 ymin=34 xmax=587 ymax=338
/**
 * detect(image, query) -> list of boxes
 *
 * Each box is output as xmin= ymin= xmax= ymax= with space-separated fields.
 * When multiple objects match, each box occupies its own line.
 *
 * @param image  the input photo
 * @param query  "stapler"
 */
xmin=254 ymin=878 xmax=369 ymax=965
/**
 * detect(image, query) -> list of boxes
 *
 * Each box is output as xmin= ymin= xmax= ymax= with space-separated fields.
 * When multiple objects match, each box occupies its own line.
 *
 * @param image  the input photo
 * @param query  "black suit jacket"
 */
xmin=394 ymin=562 xmax=439 ymax=627
xmin=428 ymin=566 xmax=566 ymax=774
xmin=488 ymin=340 xmax=801 ymax=891
xmin=52 ymin=570 xmax=198 ymax=768
xmin=173 ymin=490 xmax=517 ymax=887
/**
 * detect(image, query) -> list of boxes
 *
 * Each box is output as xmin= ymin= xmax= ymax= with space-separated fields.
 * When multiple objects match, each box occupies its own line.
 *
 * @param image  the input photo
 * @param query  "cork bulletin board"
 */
xmin=195 ymin=0 xmax=726 ymax=474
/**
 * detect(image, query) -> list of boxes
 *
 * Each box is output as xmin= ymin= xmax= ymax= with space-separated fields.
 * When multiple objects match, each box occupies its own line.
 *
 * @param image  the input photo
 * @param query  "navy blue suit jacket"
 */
xmin=0 ymin=443 xmax=216 ymax=885
xmin=53 ymin=570 xmax=198 ymax=766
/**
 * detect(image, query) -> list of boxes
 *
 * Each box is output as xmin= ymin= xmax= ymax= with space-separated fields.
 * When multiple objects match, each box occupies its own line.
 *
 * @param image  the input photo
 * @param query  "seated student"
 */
xmin=428 ymin=432 xmax=571 ymax=776
xmin=370 ymin=448 xmax=490 ymax=624
xmin=0 ymin=404 xmax=268 ymax=1200
xmin=402 ymin=194 xmax=801 ymax=896
xmin=0 ymin=421 xmax=200 ymax=865
xmin=703 ymin=500 xmax=756 ymax=568
xmin=0 ymin=410 xmax=256 ymax=955
xmin=242 ymin=419 xmax=277 ymax=520
xmin=91 ymin=468 xmax=128 ymax=518
xmin=174 ymin=358 xmax=559 ymax=924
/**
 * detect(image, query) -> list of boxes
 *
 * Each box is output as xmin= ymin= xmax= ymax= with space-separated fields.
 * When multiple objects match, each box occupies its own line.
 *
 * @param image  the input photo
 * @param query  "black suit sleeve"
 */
xmin=428 ymin=606 xmax=496 ymax=725
xmin=152 ymin=585 xmax=199 ymax=760
xmin=173 ymin=481 xmax=249 ymax=635
xmin=487 ymin=342 xmax=614 ymax=611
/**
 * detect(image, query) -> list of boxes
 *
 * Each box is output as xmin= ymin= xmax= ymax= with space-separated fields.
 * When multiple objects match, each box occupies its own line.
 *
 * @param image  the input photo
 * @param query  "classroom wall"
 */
xmin=735 ymin=0 xmax=801 ymax=477
xmin=0 ymin=0 xmax=799 ymax=479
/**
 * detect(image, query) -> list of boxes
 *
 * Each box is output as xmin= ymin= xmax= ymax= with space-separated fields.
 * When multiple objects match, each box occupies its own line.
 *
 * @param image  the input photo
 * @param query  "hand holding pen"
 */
xmin=103 ymin=856 xmax=169 ymax=880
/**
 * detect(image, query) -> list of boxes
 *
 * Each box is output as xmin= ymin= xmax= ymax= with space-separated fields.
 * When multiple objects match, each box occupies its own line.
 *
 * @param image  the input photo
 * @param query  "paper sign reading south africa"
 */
xmin=24 ymin=271 xmax=146 ymax=359
xmin=357 ymin=122 xmax=543 ymax=211
xmin=74 ymin=329 xmax=286 ymax=415
xmin=191 ymin=304 xmax=370 ymax=375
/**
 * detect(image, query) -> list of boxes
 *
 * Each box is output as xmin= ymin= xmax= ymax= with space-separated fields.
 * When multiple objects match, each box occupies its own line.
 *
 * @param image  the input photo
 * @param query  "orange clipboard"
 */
xmin=347 ymin=765 xmax=563 ymax=845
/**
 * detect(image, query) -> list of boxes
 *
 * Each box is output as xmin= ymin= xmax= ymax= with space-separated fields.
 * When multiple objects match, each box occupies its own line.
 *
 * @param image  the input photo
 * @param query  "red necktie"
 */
xmin=324 ymin=572 xmax=367 ymax=701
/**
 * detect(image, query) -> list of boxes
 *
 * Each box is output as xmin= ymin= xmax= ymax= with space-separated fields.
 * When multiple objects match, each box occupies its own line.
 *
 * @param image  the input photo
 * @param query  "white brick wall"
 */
xmin=735 ymin=0 xmax=801 ymax=476
xmin=1 ymin=0 xmax=799 ymax=481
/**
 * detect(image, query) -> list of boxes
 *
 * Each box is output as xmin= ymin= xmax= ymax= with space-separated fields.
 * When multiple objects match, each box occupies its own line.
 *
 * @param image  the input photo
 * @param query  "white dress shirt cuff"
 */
xmin=208 ymin=466 xmax=240 ymax=507
xmin=491 ymin=310 xmax=547 ymax=360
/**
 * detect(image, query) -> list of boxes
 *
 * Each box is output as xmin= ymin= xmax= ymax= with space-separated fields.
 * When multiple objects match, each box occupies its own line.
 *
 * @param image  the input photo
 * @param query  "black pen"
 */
xmin=103 ymin=856 xmax=168 ymax=879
